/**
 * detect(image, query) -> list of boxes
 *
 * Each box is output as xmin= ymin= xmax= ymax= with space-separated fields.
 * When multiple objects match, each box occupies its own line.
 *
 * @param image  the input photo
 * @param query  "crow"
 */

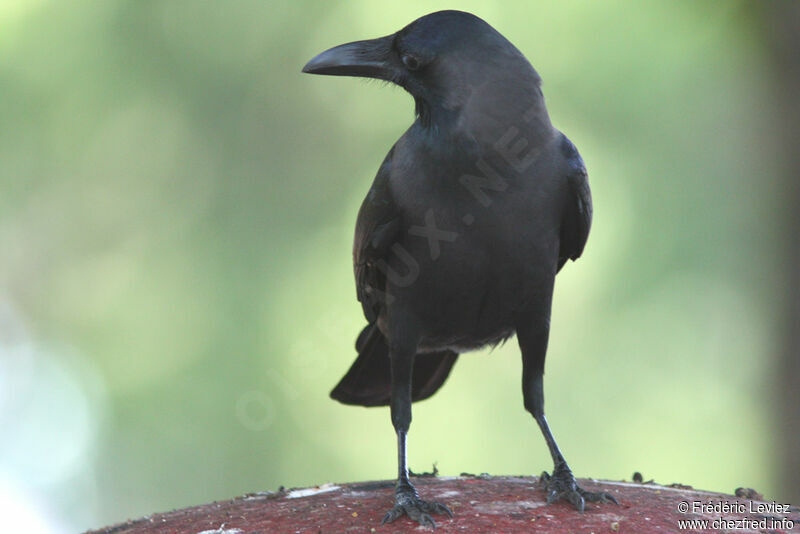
xmin=303 ymin=10 xmax=616 ymax=528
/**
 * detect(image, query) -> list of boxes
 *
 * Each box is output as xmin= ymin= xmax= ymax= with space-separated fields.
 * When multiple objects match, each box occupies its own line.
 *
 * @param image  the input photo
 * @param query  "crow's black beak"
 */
xmin=302 ymin=35 xmax=396 ymax=81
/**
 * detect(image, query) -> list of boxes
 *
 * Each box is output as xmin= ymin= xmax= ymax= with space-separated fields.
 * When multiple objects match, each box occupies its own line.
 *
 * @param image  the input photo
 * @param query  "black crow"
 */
xmin=303 ymin=9 xmax=616 ymax=528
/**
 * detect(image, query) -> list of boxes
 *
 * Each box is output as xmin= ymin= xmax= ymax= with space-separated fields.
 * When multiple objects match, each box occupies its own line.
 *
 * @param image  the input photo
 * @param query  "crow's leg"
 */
xmin=517 ymin=300 xmax=617 ymax=512
xmin=381 ymin=332 xmax=452 ymax=528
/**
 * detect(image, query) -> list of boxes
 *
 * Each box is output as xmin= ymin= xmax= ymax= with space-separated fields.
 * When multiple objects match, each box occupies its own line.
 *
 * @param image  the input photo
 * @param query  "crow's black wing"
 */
xmin=354 ymin=147 xmax=402 ymax=322
xmin=333 ymin=151 xmax=460 ymax=407
xmin=557 ymin=134 xmax=593 ymax=271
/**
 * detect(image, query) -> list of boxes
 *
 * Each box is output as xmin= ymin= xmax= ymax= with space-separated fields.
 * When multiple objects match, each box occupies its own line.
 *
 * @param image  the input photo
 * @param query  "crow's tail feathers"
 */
xmin=330 ymin=323 xmax=459 ymax=407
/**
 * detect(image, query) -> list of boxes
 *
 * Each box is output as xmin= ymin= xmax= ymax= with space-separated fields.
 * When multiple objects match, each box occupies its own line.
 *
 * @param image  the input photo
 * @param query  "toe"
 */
xmin=437 ymin=503 xmax=454 ymax=518
xmin=580 ymin=488 xmax=619 ymax=505
xmin=420 ymin=501 xmax=453 ymax=518
xmin=541 ymin=468 xmax=617 ymax=511
xmin=595 ymin=491 xmax=618 ymax=505
xmin=381 ymin=497 xmax=452 ymax=529
xmin=406 ymin=507 xmax=436 ymax=528
xmin=568 ymin=492 xmax=585 ymax=512
xmin=381 ymin=506 xmax=403 ymax=524
xmin=419 ymin=513 xmax=436 ymax=528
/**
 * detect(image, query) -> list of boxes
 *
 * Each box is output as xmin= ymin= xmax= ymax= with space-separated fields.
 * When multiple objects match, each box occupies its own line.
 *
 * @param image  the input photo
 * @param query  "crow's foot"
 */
xmin=540 ymin=464 xmax=618 ymax=512
xmin=382 ymin=482 xmax=452 ymax=529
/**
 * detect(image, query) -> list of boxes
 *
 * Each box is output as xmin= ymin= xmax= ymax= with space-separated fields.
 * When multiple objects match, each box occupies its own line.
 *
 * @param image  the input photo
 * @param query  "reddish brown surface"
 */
xmin=88 ymin=475 xmax=798 ymax=533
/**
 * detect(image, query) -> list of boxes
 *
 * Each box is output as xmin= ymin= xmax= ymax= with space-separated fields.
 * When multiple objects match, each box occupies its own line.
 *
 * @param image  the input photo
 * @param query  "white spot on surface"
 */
xmin=241 ymin=491 xmax=274 ymax=501
xmin=195 ymin=529 xmax=242 ymax=534
xmin=599 ymin=480 xmax=719 ymax=496
xmin=472 ymin=500 xmax=545 ymax=515
xmin=342 ymin=491 xmax=370 ymax=498
xmin=286 ymin=483 xmax=340 ymax=499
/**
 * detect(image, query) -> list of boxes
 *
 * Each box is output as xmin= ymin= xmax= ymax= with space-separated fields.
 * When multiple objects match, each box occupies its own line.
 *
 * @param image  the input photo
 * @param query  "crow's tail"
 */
xmin=330 ymin=323 xmax=459 ymax=407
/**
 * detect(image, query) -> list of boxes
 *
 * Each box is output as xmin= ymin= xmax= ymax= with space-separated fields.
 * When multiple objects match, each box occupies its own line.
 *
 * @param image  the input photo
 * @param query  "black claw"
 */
xmin=540 ymin=467 xmax=618 ymax=511
xmin=419 ymin=513 xmax=435 ymax=528
xmin=570 ymin=492 xmax=585 ymax=513
xmin=382 ymin=487 xmax=452 ymax=528
xmin=418 ymin=500 xmax=453 ymax=518
xmin=381 ymin=510 xmax=392 ymax=524
xmin=381 ymin=508 xmax=400 ymax=525
xmin=579 ymin=487 xmax=618 ymax=505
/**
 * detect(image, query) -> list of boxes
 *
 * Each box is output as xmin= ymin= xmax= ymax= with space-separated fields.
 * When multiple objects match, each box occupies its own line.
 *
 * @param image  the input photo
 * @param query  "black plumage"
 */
xmin=303 ymin=10 xmax=615 ymax=527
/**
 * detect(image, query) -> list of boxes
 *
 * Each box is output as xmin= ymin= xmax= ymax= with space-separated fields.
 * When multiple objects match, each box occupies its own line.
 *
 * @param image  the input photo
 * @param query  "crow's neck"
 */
xmin=414 ymin=96 xmax=461 ymax=132
xmin=414 ymin=96 xmax=432 ymax=128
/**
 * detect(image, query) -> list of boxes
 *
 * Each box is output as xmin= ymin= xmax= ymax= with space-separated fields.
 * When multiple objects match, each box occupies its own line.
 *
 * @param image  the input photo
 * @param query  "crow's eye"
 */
xmin=402 ymin=54 xmax=420 ymax=71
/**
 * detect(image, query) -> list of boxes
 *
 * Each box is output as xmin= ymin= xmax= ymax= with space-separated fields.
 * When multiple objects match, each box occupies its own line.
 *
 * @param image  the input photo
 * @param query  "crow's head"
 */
xmin=302 ymin=11 xmax=541 ymax=126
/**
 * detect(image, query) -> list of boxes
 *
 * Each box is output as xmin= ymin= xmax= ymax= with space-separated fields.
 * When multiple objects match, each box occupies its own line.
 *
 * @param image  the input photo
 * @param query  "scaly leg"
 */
xmin=381 ymin=336 xmax=452 ymax=528
xmin=517 ymin=300 xmax=617 ymax=512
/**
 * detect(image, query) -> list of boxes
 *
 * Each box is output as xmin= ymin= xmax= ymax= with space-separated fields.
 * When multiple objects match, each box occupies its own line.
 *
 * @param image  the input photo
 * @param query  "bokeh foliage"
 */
xmin=0 ymin=1 xmax=786 ymax=531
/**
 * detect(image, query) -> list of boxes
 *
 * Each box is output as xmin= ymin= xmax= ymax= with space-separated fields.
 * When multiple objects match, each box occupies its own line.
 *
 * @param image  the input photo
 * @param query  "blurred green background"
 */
xmin=1 ymin=1 xmax=796 ymax=532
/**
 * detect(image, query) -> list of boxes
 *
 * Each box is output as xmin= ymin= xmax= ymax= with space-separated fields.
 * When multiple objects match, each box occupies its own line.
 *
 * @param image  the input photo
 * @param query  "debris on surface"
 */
xmin=87 ymin=476 xmax=799 ymax=533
